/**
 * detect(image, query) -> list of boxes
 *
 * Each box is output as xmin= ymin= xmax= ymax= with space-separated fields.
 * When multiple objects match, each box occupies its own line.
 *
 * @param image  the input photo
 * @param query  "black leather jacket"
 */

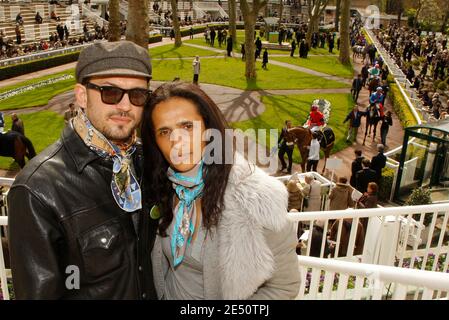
xmin=7 ymin=125 xmax=158 ymax=299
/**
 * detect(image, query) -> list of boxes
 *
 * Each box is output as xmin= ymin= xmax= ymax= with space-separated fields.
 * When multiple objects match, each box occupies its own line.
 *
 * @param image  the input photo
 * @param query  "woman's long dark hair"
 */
xmin=141 ymin=82 xmax=234 ymax=236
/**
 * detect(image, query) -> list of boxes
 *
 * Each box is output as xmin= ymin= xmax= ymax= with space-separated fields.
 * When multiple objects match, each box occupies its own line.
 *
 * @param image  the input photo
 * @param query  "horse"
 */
xmin=362 ymin=103 xmax=383 ymax=145
xmin=284 ymin=126 xmax=335 ymax=174
xmin=352 ymin=45 xmax=365 ymax=61
xmin=0 ymin=131 xmax=36 ymax=168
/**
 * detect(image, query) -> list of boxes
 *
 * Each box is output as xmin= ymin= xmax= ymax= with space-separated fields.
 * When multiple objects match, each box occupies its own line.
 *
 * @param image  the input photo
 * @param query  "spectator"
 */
xmin=192 ymin=55 xmax=200 ymax=85
xmin=356 ymin=159 xmax=377 ymax=193
xmin=11 ymin=113 xmax=24 ymax=135
xmin=50 ymin=11 xmax=60 ymax=21
xmin=15 ymin=24 xmax=21 ymax=45
xmin=287 ymin=180 xmax=302 ymax=212
xmin=329 ymin=214 xmax=365 ymax=257
xmin=350 ymin=149 xmax=364 ymax=188
xmin=299 ymin=173 xmax=322 ymax=212
xmin=241 ymin=43 xmax=245 ymax=60
xmin=361 ymin=63 xmax=369 ymax=87
xmin=226 ymin=36 xmax=232 ymax=56
xmin=16 ymin=13 xmax=24 ymax=25
xmin=262 ymin=48 xmax=268 ymax=69
xmin=290 ymin=39 xmax=296 ymax=57
xmin=370 ymin=144 xmax=386 ymax=184
xmin=356 ymin=182 xmax=379 ymax=231
xmin=329 ymin=177 xmax=355 ymax=211
xmin=35 ymin=11 xmax=43 ymax=24
xmin=306 ymin=132 xmax=320 ymax=172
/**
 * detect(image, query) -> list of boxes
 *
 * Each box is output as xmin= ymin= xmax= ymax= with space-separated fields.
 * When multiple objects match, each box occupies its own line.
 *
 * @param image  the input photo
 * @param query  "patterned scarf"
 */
xmin=72 ymin=110 xmax=142 ymax=212
xmin=167 ymin=160 xmax=205 ymax=267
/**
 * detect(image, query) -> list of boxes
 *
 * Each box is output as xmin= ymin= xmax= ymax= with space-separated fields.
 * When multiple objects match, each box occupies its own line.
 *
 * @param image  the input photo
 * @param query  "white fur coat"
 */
xmin=152 ymin=155 xmax=300 ymax=300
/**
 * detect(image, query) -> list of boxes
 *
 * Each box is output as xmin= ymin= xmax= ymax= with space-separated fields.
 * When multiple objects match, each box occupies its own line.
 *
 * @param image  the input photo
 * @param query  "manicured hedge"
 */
xmin=149 ymin=34 xmax=163 ymax=43
xmin=389 ymin=83 xmax=419 ymax=128
xmin=0 ymin=51 xmax=80 ymax=81
xmin=379 ymin=166 xmax=396 ymax=201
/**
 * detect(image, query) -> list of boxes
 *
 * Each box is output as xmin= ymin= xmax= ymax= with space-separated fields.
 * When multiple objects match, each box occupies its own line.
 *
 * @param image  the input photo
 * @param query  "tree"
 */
xmin=441 ymin=9 xmax=449 ymax=33
xmin=334 ymin=0 xmax=341 ymax=31
xmin=413 ymin=0 xmax=424 ymax=28
xmin=240 ymin=0 xmax=268 ymax=80
xmin=278 ymin=0 xmax=284 ymax=27
xmin=306 ymin=0 xmax=330 ymax=46
xmin=108 ymin=0 xmax=121 ymax=42
xmin=170 ymin=0 xmax=182 ymax=47
xmin=396 ymin=0 xmax=404 ymax=25
xmin=126 ymin=0 xmax=149 ymax=49
xmin=338 ymin=0 xmax=351 ymax=65
xmin=228 ymin=0 xmax=237 ymax=48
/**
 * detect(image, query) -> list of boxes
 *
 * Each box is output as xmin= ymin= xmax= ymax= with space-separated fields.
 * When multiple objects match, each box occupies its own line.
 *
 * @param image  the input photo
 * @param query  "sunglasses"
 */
xmin=86 ymin=82 xmax=151 ymax=106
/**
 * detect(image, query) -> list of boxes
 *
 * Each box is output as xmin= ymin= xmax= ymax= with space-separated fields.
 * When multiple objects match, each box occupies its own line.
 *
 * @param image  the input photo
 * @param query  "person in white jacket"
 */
xmin=192 ymin=56 xmax=200 ymax=85
xmin=306 ymin=132 xmax=320 ymax=172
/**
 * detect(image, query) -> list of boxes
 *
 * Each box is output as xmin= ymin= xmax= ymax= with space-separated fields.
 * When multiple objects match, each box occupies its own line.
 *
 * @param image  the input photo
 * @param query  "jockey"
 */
xmin=308 ymin=104 xmax=325 ymax=132
xmin=368 ymin=63 xmax=381 ymax=79
xmin=369 ymin=87 xmax=385 ymax=117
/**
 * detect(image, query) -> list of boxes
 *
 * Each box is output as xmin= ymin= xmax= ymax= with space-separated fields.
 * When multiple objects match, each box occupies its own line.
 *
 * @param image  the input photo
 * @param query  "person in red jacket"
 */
xmin=308 ymin=105 xmax=325 ymax=132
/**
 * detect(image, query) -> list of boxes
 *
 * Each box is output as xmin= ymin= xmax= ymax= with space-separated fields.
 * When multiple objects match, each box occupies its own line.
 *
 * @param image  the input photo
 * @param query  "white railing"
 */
xmin=81 ymin=3 xmax=108 ymax=28
xmin=288 ymin=203 xmax=449 ymax=273
xmin=297 ymin=255 xmax=449 ymax=300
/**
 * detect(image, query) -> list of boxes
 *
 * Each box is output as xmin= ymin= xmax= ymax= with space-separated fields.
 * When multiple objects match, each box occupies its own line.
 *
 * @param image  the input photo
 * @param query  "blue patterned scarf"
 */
xmin=72 ymin=111 xmax=142 ymax=212
xmin=167 ymin=160 xmax=205 ymax=267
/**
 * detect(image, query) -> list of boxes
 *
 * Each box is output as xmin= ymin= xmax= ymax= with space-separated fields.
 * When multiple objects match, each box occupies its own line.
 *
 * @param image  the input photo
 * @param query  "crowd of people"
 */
xmin=0 ymin=21 xmax=110 ymax=60
xmin=374 ymin=23 xmax=449 ymax=121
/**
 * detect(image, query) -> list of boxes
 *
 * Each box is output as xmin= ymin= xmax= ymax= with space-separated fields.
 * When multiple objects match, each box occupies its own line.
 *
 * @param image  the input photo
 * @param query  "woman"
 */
xmin=329 ymin=177 xmax=355 ymax=211
xmin=298 ymin=173 xmax=322 ymax=212
xmin=141 ymin=82 xmax=300 ymax=300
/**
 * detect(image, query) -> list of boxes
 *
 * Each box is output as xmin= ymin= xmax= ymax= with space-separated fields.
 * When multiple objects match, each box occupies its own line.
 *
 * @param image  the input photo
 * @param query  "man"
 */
xmin=370 ymin=144 xmax=386 ymax=184
xmin=380 ymin=111 xmax=393 ymax=147
xmin=226 ymin=35 xmax=233 ymax=57
xmin=262 ymin=48 xmax=268 ymax=69
xmin=306 ymin=132 xmax=320 ymax=172
xmin=356 ymin=159 xmax=377 ymax=193
xmin=8 ymin=41 xmax=158 ymax=299
xmin=63 ymin=102 xmax=78 ymax=125
xmin=290 ymin=39 xmax=296 ymax=57
xmin=278 ymin=120 xmax=294 ymax=174
xmin=35 ymin=11 xmax=43 ymax=24
xmin=361 ymin=62 xmax=370 ymax=87
xmin=343 ymin=106 xmax=363 ymax=143
xmin=351 ymin=74 xmax=363 ymax=103
xmin=255 ymin=36 xmax=262 ymax=59
xmin=11 ymin=113 xmax=24 ymax=135
xmin=350 ymin=149 xmax=364 ymax=188
xmin=192 ymin=55 xmax=200 ymax=85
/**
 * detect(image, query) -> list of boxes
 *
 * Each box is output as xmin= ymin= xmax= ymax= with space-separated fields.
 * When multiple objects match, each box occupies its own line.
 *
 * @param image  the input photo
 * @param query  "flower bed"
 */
xmin=0 ymin=74 xmax=74 ymax=103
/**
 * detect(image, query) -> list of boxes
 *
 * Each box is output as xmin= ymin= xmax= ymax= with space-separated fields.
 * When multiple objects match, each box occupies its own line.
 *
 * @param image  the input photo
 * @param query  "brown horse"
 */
xmin=0 ymin=131 xmax=36 ymax=168
xmin=284 ymin=126 xmax=335 ymax=173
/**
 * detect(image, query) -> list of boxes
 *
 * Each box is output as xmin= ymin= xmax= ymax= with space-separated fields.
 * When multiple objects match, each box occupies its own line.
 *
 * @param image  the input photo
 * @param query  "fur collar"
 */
xmin=218 ymin=153 xmax=289 ymax=299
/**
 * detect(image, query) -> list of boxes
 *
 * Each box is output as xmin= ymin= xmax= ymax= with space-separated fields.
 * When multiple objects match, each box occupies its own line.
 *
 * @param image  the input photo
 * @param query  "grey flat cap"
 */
xmin=76 ymin=41 xmax=152 ymax=84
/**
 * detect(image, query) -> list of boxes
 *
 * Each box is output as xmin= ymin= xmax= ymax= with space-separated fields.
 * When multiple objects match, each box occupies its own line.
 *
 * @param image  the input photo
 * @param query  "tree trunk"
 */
xmin=228 ymin=0 xmax=237 ymax=47
xmin=244 ymin=16 xmax=257 ymax=79
xmin=414 ymin=0 xmax=423 ymax=28
xmin=397 ymin=0 xmax=403 ymax=26
xmin=171 ymin=0 xmax=182 ymax=47
xmin=441 ymin=10 xmax=449 ymax=33
xmin=334 ymin=0 xmax=341 ymax=31
xmin=240 ymin=0 xmax=267 ymax=80
xmin=108 ymin=0 xmax=121 ymax=42
xmin=339 ymin=0 xmax=350 ymax=65
xmin=278 ymin=0 xmax=284 ymax=27
xmin=305 ymin=0 xmax=329 ymax=46
xmin=126 ymin=0 xmax=149 ymax=49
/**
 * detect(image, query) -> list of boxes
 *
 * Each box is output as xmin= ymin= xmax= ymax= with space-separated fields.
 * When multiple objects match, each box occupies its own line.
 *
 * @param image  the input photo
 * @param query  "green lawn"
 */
xmin=149 ymin=43 xmax=221 ymax=59
xmin=0 ymin=111 xmax=64 ymax=170
xmin=152 ymin=57 xmax=349 ymax=90
xmin=231 ymin=93 xmax=354 ymax=163
xmin=271 ymin=56 xmax=354 ymax=79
